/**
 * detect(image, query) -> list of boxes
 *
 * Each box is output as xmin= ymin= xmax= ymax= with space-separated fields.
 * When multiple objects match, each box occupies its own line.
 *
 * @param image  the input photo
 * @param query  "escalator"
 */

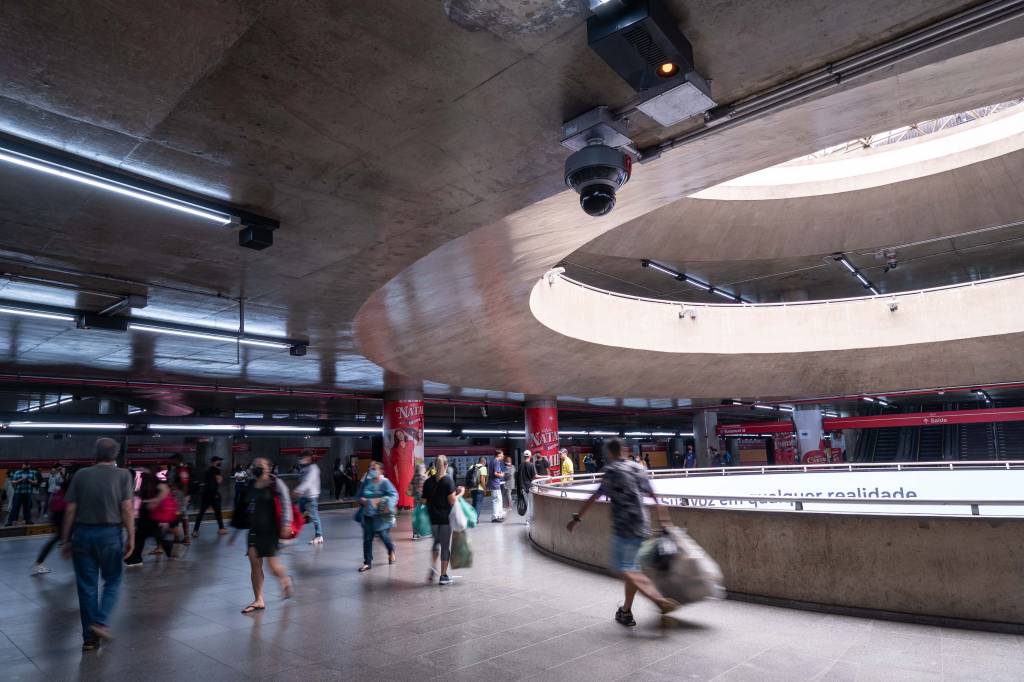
xmin=872 ymin=428 xmax=901 ymax=462
xmin=995 ymin=420 xmax=1024 ymax=459
xmin=916 ymin=426 xmax=945 ymax=461
xmin=959 ymin=422 xmax=997 ymax=459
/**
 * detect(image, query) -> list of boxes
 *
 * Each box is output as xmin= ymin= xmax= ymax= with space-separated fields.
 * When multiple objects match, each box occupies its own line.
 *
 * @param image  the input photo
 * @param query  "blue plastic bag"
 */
xmin=412 ymin=504 xmax=432 ymax=537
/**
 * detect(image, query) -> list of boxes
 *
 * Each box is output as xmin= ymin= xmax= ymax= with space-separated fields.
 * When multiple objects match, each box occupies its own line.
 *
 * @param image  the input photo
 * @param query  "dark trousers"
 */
xmin=193 ymin=495 xmax=223 ymax=532
xmin=470 ymin=489 xmax=484 ymax=516
xmin=361 ymin=516 xmax=394 ymax=566
xmin=71 ymin=524 xmax=124 ymax=642
xmin=5 ymin=492 xmax=32 ymax=525
xmin=36 ymin=511 xmax=65 ymax=564
xmin=333 ymin=473 xmax=344 ymax=500
xmin=127 ymin=514 xmax=174 ymax=562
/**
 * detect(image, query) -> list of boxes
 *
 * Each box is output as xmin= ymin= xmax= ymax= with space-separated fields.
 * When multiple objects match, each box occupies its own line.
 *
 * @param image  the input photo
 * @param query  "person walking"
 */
xmin=487 ymin=450 xmax=506 ymax=523
xmin=357 ymin=461 xmax=398 ymax=573
xmin=566 ymin=438 xmax=679 ymax=627
xmin=294 ymin=450 xmax=323 ymax=545
xmin=231 ymin=458 xmax=294 ymax=614
xmin=5 ymin=463 xmax=38 ymax=526
xmin=683 ymin=444 xmax=696 ymax=469
xmin=421 ymin=455 xmax=462 ymax=586
xmin=345 ymin=457 xmax=359 ymax=498
xmin=60 ymin=438 xmax=135 ymax=650
xmin=32 ymin=475 xmax=70 ymax=575
xmin=193 ymin=456 xmax=227 ymax=538
xmin=409 ymin=462 xmax=427 ymax=540
xmin=167 ymin=454 xmax=192 ymax=546
xmin=504 ymin=459 xmax=516 ymax=510
xmin=466 ymin=456 xmax=487 ymax=517
xmin=124 ymin=467 xmax=176 ymax=567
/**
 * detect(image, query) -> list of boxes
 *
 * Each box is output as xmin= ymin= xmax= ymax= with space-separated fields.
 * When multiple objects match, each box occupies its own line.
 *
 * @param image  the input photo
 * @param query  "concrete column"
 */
xmin=524 ymin=396 xmax=559 ymax=471
xmin=793 ymin=406 xmax=826 ymax=464
xmin=197 ymin=436 xmax=232 ymax=497
xmin=383 ymin=373 xmax=423 ymax=510
xmin=693 ymin=411 xmax=719 ymax=467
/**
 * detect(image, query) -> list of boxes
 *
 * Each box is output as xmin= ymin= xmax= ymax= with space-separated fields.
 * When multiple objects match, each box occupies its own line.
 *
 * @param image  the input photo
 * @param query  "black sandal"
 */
xmin=241 ymin=603 xmax=265 ymax=614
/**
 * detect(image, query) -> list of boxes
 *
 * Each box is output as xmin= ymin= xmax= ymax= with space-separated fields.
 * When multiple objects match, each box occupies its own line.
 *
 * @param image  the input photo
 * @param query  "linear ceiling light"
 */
xmin=423 ymin=428 xmax=453 ymax=435
xmin=150 ymin=424 xmax=242 ymax=432
xmin=25 ymin=396 xmax=74 ymax=412
xmin=244 ymin=425 xmax=320 ymax=433
xmin=588 ymin=431 xmax=620 ymax=436
xmin=753 ymin=404 xmax=778 ymax=411
xmin=833 ymin=254 xmax=880 ymax=297
xmin=128 ymin=322 xmax=291 ymax=349
xmin=0 ymin=304 xmax=76 ymax=322
xmin=0 ymin=145 xmax=233 ymax=225
xmin=335 ymin=426 xmax=382 ymax=433
xmin=462 ymin=429 xmax=508 ymax=435
xmin=642 ymin=259 xmax=748 ymax=303
xmin=6 ymin=421 xmax=127 ymax=430
xmin=559 ymin=430 xmax=590 ymax=436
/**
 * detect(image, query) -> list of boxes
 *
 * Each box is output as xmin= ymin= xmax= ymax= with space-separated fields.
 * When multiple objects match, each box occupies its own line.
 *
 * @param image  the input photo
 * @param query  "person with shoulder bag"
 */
xmin=356 ymin=461 xmax=399 ymax=573
xmin=230 ymin=458 xmax=294 ymax=614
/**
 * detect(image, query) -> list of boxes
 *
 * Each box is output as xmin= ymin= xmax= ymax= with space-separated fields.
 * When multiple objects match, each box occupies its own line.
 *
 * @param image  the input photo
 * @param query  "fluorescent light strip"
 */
xmin=731 ymin=400 xmax=744 ymax=406
xmin=684 ymin=277 xmax=711 ymax=291
xmin=335 ymin=426 xmax=382 ymax=433
xmin=778 ymin=406 xmax=794 ymax=412
xmin=712 ymin=288 xmax=737 ymax=301
xmin=753 ymin=404 xmax=777 ymax=411
xmin=0 ymin=434 xmax=23 ymax=438
xmin=245 ymin=425 xmax=320 ymax=433
xmin=7 ymin=421 xmax=126 ymax=430
xmin=854 ymin=273 xmax=870 ymax=286
xmin=862 ymin=397 xmax=875 ymax=402
xmin=462 ymin=429 xmax=507 ymax=435
xmin=624 ymin=432 xmax=652 ymax=436
xmin=151 ymin=424 xmax=241 ymax=431
xmin=558 ymin=430 xmax=589 ymax=436
xmin=423 ymin=428 xmax=452 ymax=435
xmin=0 ymin=305 xmax=76 ymax=322
xmin=839 ymin=258 xmax=857 ymax=273
xmin=25 ymin=396 xmax=74 ymax=413
xmin=651 ymin=432 xmax=676 ymax=437
xmin=867 ymin=286 xmax=880 ymax=296
xmin=588 ymin=431 xmax=620 ymax=436
xmin=129 ymin=323 xmax=291 ymax=349
xmin=646 ymin=261 xmax=680 ymax=278
xmin=677 ymin=432 xmax=695 ymax=437
xmin=0 ymin=147 xmax=232 ymax=225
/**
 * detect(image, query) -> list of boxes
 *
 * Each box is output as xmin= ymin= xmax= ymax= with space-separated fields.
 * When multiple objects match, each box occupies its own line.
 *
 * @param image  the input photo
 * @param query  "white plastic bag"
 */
xmin=639 ymin=526 xmax=725 ymax=605
xmin=450 ymin=495 xmax=468 ymax=532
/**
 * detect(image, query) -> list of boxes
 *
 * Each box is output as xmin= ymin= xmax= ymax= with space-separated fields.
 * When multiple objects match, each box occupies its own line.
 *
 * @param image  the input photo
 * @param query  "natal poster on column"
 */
xmin=383 ymin=399 xmax=423 ymax=509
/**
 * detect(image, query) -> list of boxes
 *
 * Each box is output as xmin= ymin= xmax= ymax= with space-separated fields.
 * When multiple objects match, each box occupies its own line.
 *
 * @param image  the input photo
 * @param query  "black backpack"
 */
xmin=464 ymin=464 xmax=480 ymax=489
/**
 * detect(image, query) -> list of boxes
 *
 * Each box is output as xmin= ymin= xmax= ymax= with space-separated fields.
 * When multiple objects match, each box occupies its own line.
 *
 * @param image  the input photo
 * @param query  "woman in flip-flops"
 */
xmin=231 ymin=457 xmax=294 ymax=614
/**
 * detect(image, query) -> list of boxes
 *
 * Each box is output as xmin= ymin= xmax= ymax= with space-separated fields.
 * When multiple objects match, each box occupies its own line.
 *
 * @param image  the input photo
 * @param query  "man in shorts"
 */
xmin=567 ymin=438 xmax=679 ymax=626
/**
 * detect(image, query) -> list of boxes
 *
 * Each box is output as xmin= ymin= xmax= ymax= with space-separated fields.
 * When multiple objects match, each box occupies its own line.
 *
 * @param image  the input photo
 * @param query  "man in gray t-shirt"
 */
xmin=567 ymin=438 xmax=678 ymax=627
xmin=61 ymin=438 xmax=135 ymax=650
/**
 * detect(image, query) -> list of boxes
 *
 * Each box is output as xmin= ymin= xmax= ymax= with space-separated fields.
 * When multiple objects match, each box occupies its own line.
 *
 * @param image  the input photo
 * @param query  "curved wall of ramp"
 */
xmin=529 ymin=490 xmax=1024 ymax=629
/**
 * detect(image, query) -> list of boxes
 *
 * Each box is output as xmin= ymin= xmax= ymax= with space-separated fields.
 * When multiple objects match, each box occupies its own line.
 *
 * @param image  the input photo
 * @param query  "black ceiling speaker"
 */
xmin=239 ymin=224 xmax=274 ymax=250
xmin=588 ymin=0 xmax=714 ymax=126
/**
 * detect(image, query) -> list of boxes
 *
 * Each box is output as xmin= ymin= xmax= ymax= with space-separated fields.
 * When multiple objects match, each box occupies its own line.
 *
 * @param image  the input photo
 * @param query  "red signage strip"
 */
xmin=717 ymin=420 xmax=795 ymax=436
xmin=824 ymin=406 xmax=1024 ymax=430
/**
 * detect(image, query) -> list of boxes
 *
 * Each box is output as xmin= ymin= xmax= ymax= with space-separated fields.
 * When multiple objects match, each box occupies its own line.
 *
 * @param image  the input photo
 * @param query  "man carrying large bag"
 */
xmin=638 ymin=526 xmax=724 ymax=605
xmin=567 ymin=438 xmax=681 ymax=627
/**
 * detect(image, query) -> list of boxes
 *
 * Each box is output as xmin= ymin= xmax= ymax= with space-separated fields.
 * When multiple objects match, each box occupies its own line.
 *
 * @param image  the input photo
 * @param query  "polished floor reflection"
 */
xmin=0 ymin=510 xmax=1021 ymax=681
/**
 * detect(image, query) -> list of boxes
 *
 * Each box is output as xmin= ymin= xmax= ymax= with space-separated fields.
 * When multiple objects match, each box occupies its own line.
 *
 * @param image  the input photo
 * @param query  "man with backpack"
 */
xmin=465 ymin=456 xmax=488 ymax=517
xmin=487 ymin=450 xmax=506 ymax=523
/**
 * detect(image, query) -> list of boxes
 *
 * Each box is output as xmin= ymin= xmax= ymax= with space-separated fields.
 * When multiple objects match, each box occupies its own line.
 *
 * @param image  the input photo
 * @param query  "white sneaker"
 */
xmin=31 ymin=564 xmax=51 ymax=575
xmin=309 ymin=535 xmax=324 ymax=545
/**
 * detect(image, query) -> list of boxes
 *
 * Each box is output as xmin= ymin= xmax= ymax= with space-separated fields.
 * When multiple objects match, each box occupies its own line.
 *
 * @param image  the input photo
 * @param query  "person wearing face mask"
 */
xmin=230 ymin=458 xmax=294 ymax=614
xmin=356 ymin=461 xmax=399 ymax=573
xmin=6 ymin=462 xmax=38 ymax=526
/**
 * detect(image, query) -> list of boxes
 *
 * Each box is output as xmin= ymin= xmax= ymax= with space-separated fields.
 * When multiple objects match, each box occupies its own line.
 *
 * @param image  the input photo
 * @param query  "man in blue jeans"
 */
xmin=61 ymin=438 xmax=135 ymax=651
xmin=294 ymin=451 xmax=324 ymax=545
xmin=487 ymin=450 xmax=506 ymax=523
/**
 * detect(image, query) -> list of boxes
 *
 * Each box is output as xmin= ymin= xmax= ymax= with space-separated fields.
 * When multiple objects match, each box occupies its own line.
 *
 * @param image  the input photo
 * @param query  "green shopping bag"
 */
xmin=457 ymin=496 xmax=477 ymax=529
xmin=450 ymin=530 xmax=473 ymax=569
xmin=412 ymin=504 xmax=432 ymax=537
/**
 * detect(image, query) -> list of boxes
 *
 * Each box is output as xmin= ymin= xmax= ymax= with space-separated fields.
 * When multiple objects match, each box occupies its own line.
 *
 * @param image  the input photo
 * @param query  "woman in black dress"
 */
xmin=231 ymin=457 xmax=294 ymax=613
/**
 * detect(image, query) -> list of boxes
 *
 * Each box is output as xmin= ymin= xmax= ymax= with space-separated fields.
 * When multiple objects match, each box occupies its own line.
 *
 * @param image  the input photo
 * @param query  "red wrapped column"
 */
xmin=382 ymin=391 xmax=423 ymax=509
xmin=525 ymin=397 xmax=559 ymax=473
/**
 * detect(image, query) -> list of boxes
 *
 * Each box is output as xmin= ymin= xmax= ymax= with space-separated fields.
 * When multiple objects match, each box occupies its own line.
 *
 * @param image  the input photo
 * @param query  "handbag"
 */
xmin=516 ymin=491 xmax=527 ymax=516
xmin=450 ymin=530 xmax=473 ymax=569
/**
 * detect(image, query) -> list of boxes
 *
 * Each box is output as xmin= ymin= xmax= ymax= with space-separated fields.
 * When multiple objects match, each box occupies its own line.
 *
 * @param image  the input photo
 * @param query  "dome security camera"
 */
xmin=564 ymin=140 xmax=632 ymax=217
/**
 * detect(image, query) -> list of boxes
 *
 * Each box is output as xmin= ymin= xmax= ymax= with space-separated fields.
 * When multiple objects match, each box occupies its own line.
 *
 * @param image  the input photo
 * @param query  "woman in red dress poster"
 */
xmin=385 ymin=427 xmax=419 ymax=509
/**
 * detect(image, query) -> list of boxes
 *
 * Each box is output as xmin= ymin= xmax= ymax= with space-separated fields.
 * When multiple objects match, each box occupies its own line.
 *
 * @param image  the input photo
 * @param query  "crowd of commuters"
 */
xmin=6 ymin=438 xmax=696 ymax=651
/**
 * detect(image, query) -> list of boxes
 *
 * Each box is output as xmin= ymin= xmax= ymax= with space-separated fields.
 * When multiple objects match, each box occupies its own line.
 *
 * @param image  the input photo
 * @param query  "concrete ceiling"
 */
xmin=0 ymin=0 xmax=1018 ymax=412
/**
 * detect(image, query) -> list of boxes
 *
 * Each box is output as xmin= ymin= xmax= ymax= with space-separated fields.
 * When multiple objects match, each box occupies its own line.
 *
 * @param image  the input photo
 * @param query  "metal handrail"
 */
xmin=530 ymin=460 xmax=1024 ymax=516
xmin=555 ymin=269 xmax=1024 ymax=309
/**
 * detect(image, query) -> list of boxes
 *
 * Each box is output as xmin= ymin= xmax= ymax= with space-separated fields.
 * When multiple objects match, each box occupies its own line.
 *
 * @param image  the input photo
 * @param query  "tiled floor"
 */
xmin=0 ymin=509 xmax=1021 ymax=681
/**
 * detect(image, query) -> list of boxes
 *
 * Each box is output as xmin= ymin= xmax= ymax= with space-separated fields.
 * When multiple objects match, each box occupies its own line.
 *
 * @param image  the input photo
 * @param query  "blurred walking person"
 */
xmin=566 ymin=438 xmax=679 ymax=627
xmin=422 ymin=455 xmax=462 ymax=586
xmin=357 ymin=461 xmax=398 ymax=572
xmin=410 ymin=462 xmax=427 ymax=540
xmin=32 ymin=475 xmax=70 ymax=575
xmin=124 ymin=466 xmax=176 ymax=567
xmin=294 ymin=450 xmax=324 ymax=545
xmin=43 ymin=465 xmax=64 ymax=517
xmin=60 ymin=438 xmax=134 ymax=650
xmin=519 ymin=451 xmax=537 ymax=518
xmin=231 ymin=458 xmax=294 ymax=614
xmin=332 ymin=458 xmax=344 ymax=501
xmin=193 ymin=455 xmax=227 ymax=538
